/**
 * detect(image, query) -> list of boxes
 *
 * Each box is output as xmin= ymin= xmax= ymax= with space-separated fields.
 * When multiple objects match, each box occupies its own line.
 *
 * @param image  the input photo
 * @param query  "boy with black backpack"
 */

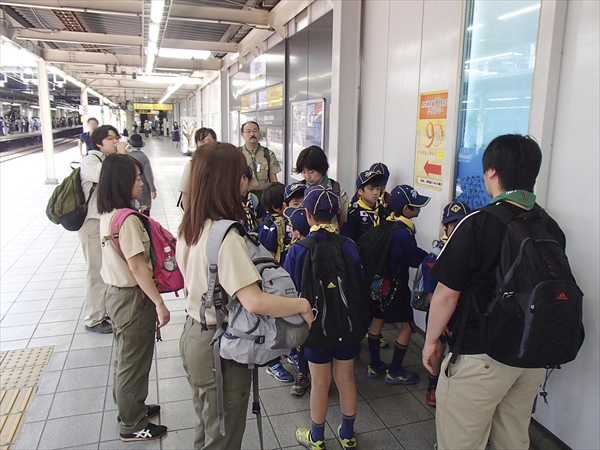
xmin=341 ymin=170 xmax=386 ymax=242
xmin=358 ymin=185 xmax=430 ymax=385
xmin=283 ymin=185 xmax=368 ymax=450
xmin=423 ymin=134 xmax=584 ymax=449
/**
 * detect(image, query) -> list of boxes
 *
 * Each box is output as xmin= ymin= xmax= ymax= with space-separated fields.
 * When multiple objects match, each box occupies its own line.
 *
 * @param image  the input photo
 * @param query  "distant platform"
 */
xmin=0 ymin=126 xmax=83 ymax=152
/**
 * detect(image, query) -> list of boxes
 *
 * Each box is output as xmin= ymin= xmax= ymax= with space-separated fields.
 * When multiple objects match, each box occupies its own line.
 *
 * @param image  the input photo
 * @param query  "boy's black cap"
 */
xmin=356 ymin=170 xmax=385 ymax=190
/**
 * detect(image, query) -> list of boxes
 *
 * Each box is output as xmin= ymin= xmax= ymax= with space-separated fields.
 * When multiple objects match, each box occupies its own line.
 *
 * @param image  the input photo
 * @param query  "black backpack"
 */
xmin=297 ymin=231 xmax=369 ymax=347
xmin=457 ymin=204 xmax=584 ymax=369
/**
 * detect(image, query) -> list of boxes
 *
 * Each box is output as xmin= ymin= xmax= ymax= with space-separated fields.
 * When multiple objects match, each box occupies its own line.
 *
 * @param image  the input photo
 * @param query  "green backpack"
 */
xmin=46 ymin=156 xmax=101 ymax=231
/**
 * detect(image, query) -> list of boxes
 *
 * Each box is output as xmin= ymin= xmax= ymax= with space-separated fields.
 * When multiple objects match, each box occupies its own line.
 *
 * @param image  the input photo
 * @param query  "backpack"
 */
xmin=357 ymin=221 xmax=408 ymax=311
xmin=46 ymin=155 xmax=102 ymax=231
xmin=102 ymin=208 xmax=184 ymax=295
xmin=257 ymin=214 xmax=287 ymax=263
xmin=455 ymin=204 xmax=584 ymax=369
xmin=201 ymin=220 xmax=309 ymax=448
xmin=296 ymin=231 xmax=369 ymax=347
xmin=410 ymin=243 xmax=443 ymax=311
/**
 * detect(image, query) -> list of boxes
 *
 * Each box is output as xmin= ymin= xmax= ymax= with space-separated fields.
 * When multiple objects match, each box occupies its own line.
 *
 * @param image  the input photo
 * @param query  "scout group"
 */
xmin=74 ymin=120 xmax=568 ymax=450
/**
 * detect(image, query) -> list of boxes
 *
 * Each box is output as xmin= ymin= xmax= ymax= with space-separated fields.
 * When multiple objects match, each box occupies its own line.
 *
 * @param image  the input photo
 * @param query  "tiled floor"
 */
xmin=1 ymin=138 xmax=436 ymax=449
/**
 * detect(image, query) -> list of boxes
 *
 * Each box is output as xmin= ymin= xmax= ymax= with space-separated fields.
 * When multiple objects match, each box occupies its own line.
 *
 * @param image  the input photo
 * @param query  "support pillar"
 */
xmin=220 ymin=70 xmax=229 ymax=144
xmin=37 ymin=58 xmax=57 ymax=184
xmin=99 ymin=96 xmax=105 ymax=125
xmin=126 ymin=109 xmax=134 ymax=134
xmin=196 ymin=87 xmax=202 ymax=128
xmin=328 ymin=0 xmax=362 ymax=191
xmin=81 ymin=87 xmax=88 ymax=129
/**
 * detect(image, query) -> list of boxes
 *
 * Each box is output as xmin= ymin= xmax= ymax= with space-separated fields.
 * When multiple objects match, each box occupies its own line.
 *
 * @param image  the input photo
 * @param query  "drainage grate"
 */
xmin=0 ymin=347 xmax=53 ymax=449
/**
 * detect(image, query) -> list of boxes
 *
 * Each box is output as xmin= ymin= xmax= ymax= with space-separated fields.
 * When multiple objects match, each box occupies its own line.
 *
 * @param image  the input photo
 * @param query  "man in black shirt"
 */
xmin=423 ymin=134 xmax=565 ymax=449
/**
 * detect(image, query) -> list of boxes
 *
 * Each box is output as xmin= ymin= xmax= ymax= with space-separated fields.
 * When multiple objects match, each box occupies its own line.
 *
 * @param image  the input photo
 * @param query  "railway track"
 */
xmin=0 ymin=138 xmax=78 ymax=163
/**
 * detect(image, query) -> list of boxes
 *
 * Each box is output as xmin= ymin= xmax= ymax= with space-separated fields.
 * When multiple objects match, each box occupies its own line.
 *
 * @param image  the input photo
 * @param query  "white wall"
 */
xmin=531 ymin=1 xmax=600 ymax=448
xmin=359 ymin=0 xmax=599 ymax=448
xmin=200 ymin=76 xmax=221 ymax=140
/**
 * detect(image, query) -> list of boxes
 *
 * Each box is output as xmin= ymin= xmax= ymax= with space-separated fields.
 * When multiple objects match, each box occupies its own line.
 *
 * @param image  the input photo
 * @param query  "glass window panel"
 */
xmin=455 ymin=0 xmax=541 ymax=209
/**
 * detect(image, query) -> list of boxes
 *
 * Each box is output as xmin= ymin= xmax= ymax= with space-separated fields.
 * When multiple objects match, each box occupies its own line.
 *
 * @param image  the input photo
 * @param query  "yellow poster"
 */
xmin=267 ymin=85 xmax=283 ymax=108
xmin=414 ymin=90 xmax=448 ymax=191
xmin=240 ymin=95 xmax=251 ymax=112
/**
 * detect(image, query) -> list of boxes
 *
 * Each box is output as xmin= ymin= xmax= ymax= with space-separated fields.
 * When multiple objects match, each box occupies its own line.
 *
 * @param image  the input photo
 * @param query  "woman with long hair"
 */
xmin=177 ymin=142 xmax=312 ymax=449
xmin=97 ymin=153 xmax=171 ymax=442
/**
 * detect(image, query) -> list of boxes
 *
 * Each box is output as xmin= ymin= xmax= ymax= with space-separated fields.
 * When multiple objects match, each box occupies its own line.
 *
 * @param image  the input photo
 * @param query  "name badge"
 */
xmin=256 ymin=163 xmax=261 ymax=172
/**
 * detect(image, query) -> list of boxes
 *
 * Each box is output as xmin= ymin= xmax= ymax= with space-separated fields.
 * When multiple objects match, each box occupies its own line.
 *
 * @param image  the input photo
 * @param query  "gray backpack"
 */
xmin=410 ymin=243 xmax=442 ymax=311
xmin=200 ymin=220 xmax=309 ymax=449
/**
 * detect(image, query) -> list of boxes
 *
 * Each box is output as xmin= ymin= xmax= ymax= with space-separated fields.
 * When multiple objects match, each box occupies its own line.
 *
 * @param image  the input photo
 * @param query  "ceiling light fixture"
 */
xmin=151 ymin=0 xmax=165 ymax=24
xmin=159 ymin=82 xmax=183 ymax=104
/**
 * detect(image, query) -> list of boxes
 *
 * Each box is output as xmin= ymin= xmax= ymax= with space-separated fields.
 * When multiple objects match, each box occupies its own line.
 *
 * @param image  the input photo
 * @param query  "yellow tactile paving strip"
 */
xmin=0 ymin=347 xmax=53 ymax=449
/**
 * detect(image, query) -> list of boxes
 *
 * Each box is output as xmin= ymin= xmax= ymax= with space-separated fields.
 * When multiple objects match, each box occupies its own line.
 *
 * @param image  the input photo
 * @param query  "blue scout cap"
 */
xmin=243 ymin=166 xmax=252 ymax=179
xmin=389 ymin=184 xmax=431 ymax=211
xmin=356 ymin=170 xmax=385 ymax=190
xmin=369 ymin=162 xmax=390 ymax=183
xmin=284 ymin=183 xmax=307 ymax=202
xmin=303 ymin=185 xmax=340 ymax=217
xmin=284 ymin=207 xmax=311 ymax=237
xmin=442 ymin=200 xmax=471 ymax=225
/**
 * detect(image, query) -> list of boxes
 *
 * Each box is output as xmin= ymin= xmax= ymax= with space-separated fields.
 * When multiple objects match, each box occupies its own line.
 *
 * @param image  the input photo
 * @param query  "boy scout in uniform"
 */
xmin=240 ymin=121 xmax=281 ymax=198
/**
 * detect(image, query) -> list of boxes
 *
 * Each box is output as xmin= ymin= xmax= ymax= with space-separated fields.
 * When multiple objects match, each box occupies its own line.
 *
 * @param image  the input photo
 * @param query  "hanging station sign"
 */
xmin=133 ymin=103 xmax=173 ymax=111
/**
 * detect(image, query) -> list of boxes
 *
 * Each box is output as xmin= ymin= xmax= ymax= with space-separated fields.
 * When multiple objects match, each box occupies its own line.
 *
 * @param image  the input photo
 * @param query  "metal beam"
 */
xmin=43 ymin=49 xmax=222 ymax=71
xmin=0 ymin=1 xmax=141 ymax=16
xmin=161 ymin=38 xmax=238 ymax=54
xmin=168 ymin=5 xmax=268 ymax=27
xmin=15 ymin=29 xmax=143 ymax=47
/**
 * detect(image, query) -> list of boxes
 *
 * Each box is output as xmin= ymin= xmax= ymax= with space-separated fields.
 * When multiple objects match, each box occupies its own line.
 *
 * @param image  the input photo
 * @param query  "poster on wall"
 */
xmin=258 ymin=90 xmax=268 ymax=109
xmin=267 ymin=127 xmax=284 ymax=175
xmin=250 ymin=58 xmax=267 ymax=89
xmin=180 ymin=116 xmax=197 ymax=153
xmin=414 ymin=90 xmax=448 ymax=191
xmin=249 ymin=92 xmax=257 ymax=111
xmin=267 ymin=85 xmax=283 ymax=108
xmin=291 ymin=99 xmax=325 ymax=180
xmin=230 ymin=110 xmax=240 ymax=146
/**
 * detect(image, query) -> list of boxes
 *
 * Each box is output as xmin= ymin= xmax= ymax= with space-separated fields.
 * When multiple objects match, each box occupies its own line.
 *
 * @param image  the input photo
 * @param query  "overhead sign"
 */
xmin=133 ymin=103 xmax=173 ymax=111
xmin=414 ymin=90 xmax=448 ymax=191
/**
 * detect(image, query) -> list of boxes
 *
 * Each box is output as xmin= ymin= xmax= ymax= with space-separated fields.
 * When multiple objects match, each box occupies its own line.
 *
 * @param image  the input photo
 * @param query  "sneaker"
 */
xmin=379 ymin=337 xmax=389 ymax=348
xmin=296 ymin=427 xmax=326 ymax=450
xmin=85 ymin=320 xmax=112 ymax=334
xmin=291 ymin=373 xmax=310 ymax=397
xmin=118 ymin=404 xmax=160 ymax=423
xmin=367 ymin=363 xmax=389 ymax=379
xmin=426 ymin=386 xmax=437 ymax=407
xmin=287 ymin=353 xmax=300 ymax=372
xmin=336 ymin=424 xmax=357 ymax=449
xmin=385 ymin=368 xmax=420 ymax=385
xmin=266 ymin=362 xmax=294 ymax=382
xmin=119 ymin=422 xmax=167 ymax=442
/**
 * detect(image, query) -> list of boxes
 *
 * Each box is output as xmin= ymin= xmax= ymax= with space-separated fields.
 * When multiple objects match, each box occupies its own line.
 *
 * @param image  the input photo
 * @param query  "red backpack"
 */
xmin=104 ymin=208 xmax=184 ymax=295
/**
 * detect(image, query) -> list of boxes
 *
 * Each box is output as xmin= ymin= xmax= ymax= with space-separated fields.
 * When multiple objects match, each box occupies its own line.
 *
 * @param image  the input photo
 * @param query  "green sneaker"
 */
xmin=296 ymin=428 xmax=326 ymax=450
xmin=379 ymin=337 xmax=389 ymax=348
xmin=337 ymin=425 xmax=357 ymax=449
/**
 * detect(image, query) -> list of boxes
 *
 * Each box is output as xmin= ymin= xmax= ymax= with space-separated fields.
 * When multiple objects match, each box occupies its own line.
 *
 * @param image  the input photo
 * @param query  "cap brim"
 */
xmin=408 ymin=195 xmax=431 ymax=208
xmin=442 ymin=213 xmax=467 ymax=224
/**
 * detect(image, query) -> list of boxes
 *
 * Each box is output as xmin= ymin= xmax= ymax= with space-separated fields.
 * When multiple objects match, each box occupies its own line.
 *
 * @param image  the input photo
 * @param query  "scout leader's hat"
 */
xmin=128 ymin=133 xmax=145 ymax=148
xmin=442 ymin=200 xmax=471 ymax=225
xmin=303 ymin=185 xmax=340 ymax=218
xmin=356 ymin=170 xmax=385 ymax=190
xmin=389 ymin=184 xmax=431 ymax=211
xmin=284 ymin=207 xmax=311 ymax=237
xmin=284 ymin=183 xmax=307 ymax=203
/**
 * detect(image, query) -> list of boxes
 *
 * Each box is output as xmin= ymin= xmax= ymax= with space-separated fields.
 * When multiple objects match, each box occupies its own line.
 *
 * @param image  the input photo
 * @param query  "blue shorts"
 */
xmin=304 ymin=342 xmax=360 ymax=364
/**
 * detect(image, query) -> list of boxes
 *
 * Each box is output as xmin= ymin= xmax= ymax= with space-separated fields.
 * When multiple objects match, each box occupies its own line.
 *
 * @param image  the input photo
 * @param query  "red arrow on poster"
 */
xmin=424 ymin=160 xmax=442 ymax=176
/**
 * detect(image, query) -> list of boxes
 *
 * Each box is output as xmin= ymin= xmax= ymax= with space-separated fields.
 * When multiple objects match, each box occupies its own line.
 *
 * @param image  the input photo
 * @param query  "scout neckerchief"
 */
xmin=490 ymin=190 xmax=536 ymax=208
xmin=242 ymin=193 xmax=257 ymax=230
xmin=306 ymin=174 xmax=330 ymax=188
xmin=356 ymin=198 xmax=381 ymax=227
xmin=243 ymin=144 xmax=262 ymax=181
xmin=309 ymin=223 xmax=338 ymax=234
xmin=386 ymin=213 xmax=416 ymax=233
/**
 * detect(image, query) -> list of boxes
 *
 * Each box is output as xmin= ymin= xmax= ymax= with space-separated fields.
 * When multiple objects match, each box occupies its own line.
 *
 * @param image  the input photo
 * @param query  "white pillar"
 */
xmin=196 ymin=87 xmax=202 ymax=128
xmin=220 ymin=70 xmax=229 ymax=143
xmin=99 ymin=96 xmax=105 ymax=125
xmin=37 ymin=58 xmax=57 ymax=184
xmin=328 ymin=0 xmax=362 ymax=191
xmin=81 ymin=87 xmax=88 ymax=129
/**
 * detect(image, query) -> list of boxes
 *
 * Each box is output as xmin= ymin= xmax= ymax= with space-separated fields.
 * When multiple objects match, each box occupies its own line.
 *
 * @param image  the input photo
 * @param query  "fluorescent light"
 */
xmin=467 ymin=23 xmax=483 ymax=31
xmin=157 ymin=48 xmax=211 ymax=60
xmin=465 ymin=52 xmax=515 ymax=63
xmin=138 ymin=75 xmax=202 ymax=84
xmin=149 ymin=23 xmax=160 ymax=42
xmin=488 ymin=97 xmax=519 ymax=102
xmin=148 ymin=40 xmax=157 ymax=56
xmin=146 ymin=54 xmax=155 ymax=74
xmin=229 ymin=52 xmax=239 ymax=61
xmin=150 ymin=0 xmax=165 ymax=23
xmin=159 ymin=82 xmax=183 ymax=104
xmin=499 ymin=3 xmax=540 ymax=20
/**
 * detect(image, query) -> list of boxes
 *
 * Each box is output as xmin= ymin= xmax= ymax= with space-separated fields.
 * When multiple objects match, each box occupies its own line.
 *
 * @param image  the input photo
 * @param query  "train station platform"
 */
xmin=0 ymin=137 xmax=437 ymax=450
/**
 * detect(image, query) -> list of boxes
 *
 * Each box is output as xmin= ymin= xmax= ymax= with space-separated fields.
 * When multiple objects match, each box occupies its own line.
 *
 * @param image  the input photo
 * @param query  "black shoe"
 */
xmin=85 ymin=320 xmax=112 ymax=334
xmin=118 ymin=404 xmax=161 ymax=423
xmin=119 ymin=423 xmax=167 ymax=442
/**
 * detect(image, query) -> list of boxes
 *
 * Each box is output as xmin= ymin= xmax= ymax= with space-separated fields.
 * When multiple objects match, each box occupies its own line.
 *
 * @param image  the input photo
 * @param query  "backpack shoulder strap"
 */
xmin=481 ymin=202 xmax=518 ymax=226
xmin=263 ymin=146 xmax=271 ymax=180
xmin=102 ymin=208 xmax=139 ymax=256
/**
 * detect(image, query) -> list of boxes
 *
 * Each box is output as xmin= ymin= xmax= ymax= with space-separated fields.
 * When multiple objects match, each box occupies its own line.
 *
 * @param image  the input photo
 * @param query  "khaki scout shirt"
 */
xmin=240 ymin=144 xmax=282 ymax=191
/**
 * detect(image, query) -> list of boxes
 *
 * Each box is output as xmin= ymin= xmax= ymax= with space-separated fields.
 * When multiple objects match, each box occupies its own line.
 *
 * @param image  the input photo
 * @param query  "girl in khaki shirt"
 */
xmin=177 ymin=142 xmax=312 ymax=450
xmin=97 ymin=154 xmax=171 ymax=442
